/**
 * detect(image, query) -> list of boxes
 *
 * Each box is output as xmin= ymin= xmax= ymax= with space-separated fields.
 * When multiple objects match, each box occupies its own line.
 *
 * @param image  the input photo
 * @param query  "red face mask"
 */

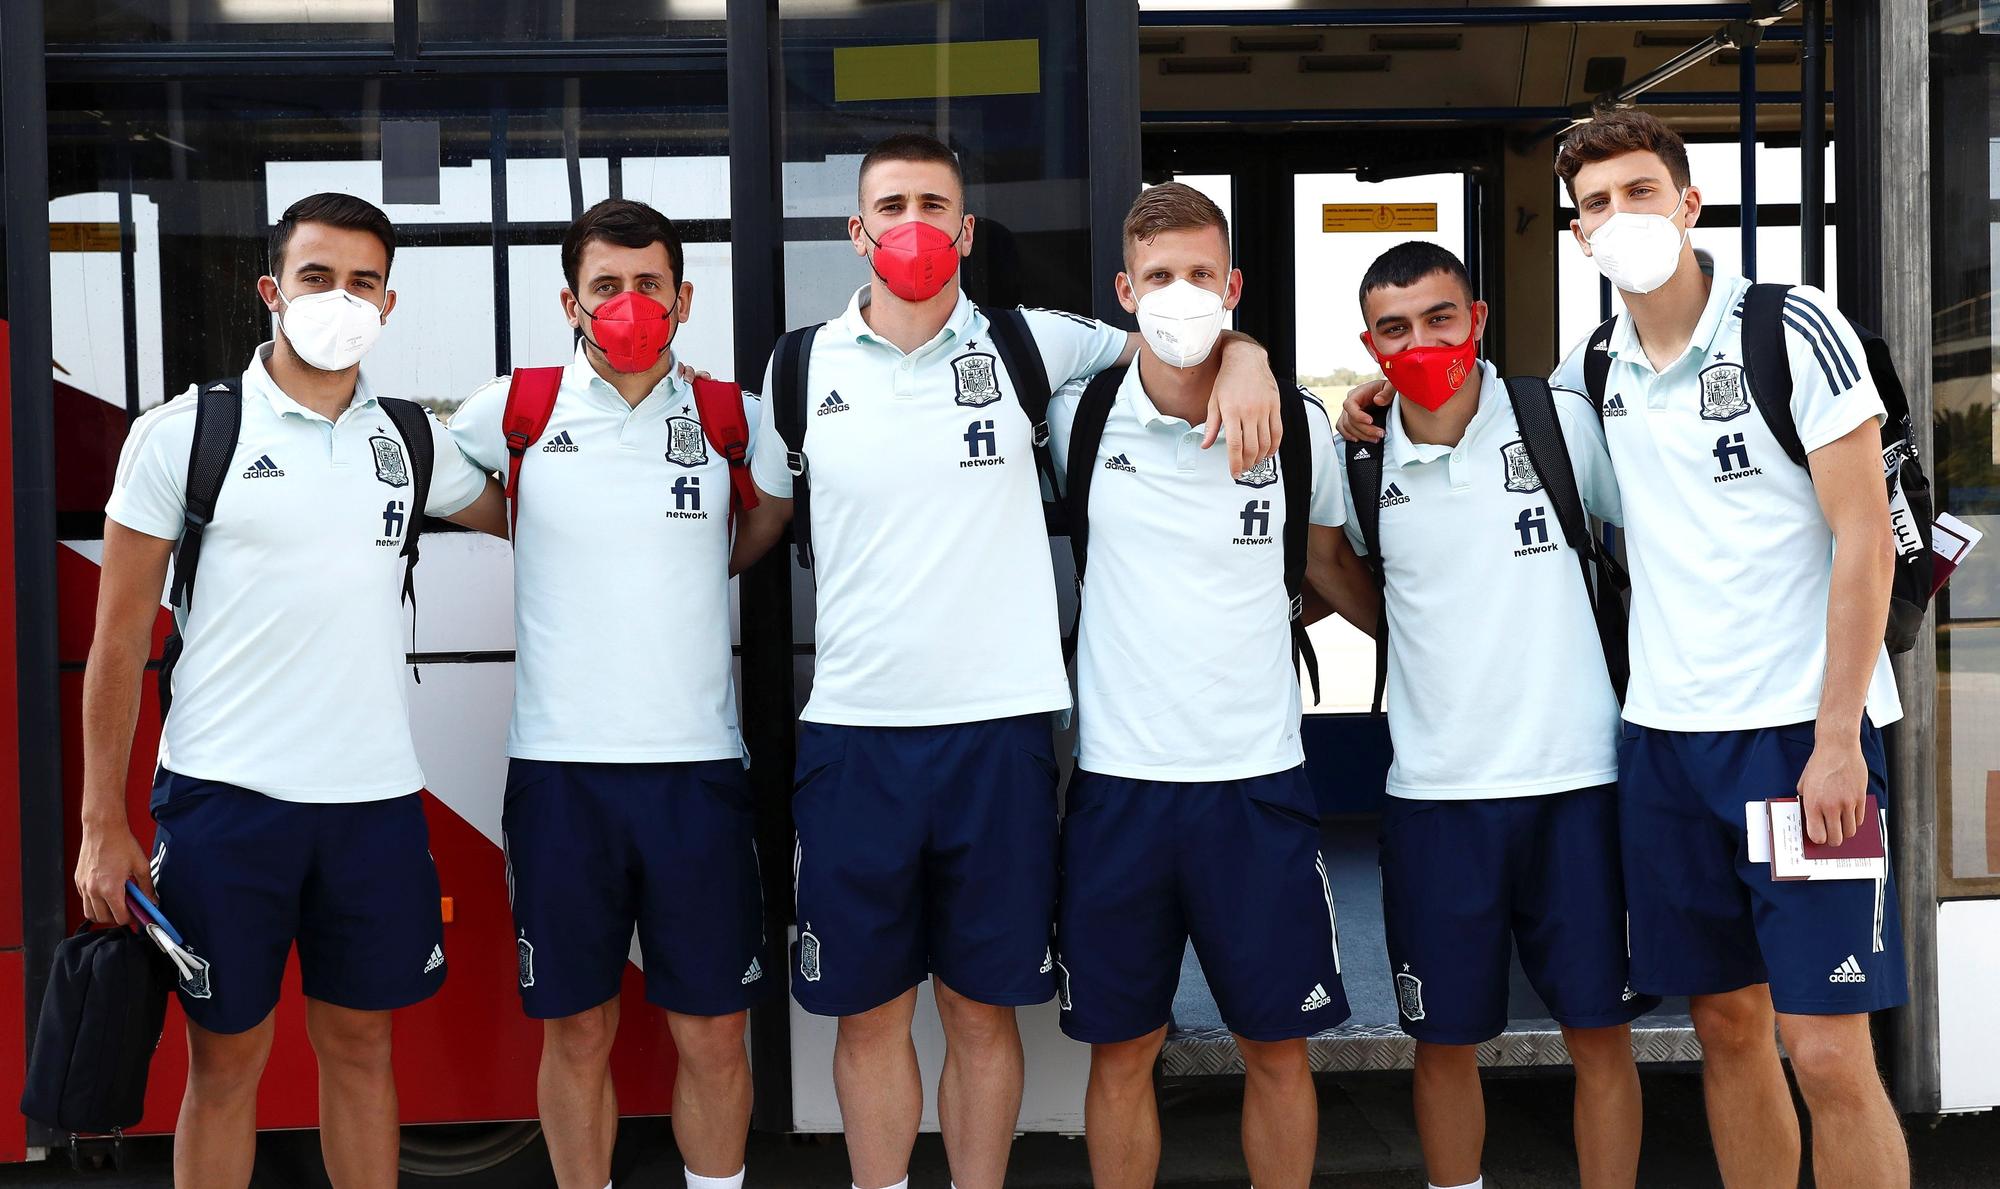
xmin=1362 ymin=330 xmax=1478 ymax=413
xmin=579 ymin=290 xmax=678 ymax=373
xmin=862 ymin=219 xmax=964 ymax=303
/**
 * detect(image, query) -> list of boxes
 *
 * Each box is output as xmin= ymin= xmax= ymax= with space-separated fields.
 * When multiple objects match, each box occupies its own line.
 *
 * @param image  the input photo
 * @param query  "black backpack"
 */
xmin=158 ymin=379 xmax=436 ymax=715
xmin=769 ymin=305 xmax=1059 ymax=570
xmin=1344 ymin=376 xmax=1630 ymax=713
xmin=20 ymin=925 xmax=174 ymax=1137
xmin=1579 ymin=283 xmax=1934 ymax=653
xmin=1062 ymin=365 xmax=1323 ymax=703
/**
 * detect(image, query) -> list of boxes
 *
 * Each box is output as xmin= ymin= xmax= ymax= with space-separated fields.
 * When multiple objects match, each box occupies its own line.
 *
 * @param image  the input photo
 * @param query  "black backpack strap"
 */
xmin=160 ymin=378 xmax=244 ymax=717
xmin=1740 ymin=282 xmax=1809 ymax=469
xmin=1503 ymin=375 xmax=1630 ymax=700
xmin=1281 ymin=387 xmax=1320 ymax=706
xmin=1583 ymin=315 xmax=1618 ymax=416
xmin=1061 ymin=367 xmax=1126 ymax=665
xmin=979 ymin=305 xmax=1064 ymax=533
xmin=378 ymin=397 xmax=436 ymax=684
xmin=772 ymin=324 xmax=822 ymax=569
xmin=1341 ymin=403 xmax=1389 ymax=715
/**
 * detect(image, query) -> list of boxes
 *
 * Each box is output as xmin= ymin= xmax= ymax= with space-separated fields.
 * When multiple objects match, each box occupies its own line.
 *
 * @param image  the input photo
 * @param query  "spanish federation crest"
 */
xmin=799 ymin=929 xmax=822 ymax=982
xmin=665 ymin=416 xmax=709 ymax=467
xmin=370 ymin=435 xmax=409 ymax=488
xmin=517 ymin=933 xmax=535 ymax=989
xmin=1235 ymin=455 xmax=1278 ymax=489
xmin=953 ymin=351 xmax=1002 ymax=408
xmin=1499 ymin=440 xmax=1542 ymax=494
xmin=1395 ymin=965 xmax=1425 ymax=1021
xmin=1698 ymin=362 xmax=1751 ymax=421
xmin=179 ymin=950 xmax=213 ymax=1000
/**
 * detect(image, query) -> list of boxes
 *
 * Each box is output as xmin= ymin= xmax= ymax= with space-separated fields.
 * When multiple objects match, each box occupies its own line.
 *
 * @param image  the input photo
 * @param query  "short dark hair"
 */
xmin=857 ymin=132 xmax=965 ymax=204
xmin=269 ymin=192 xmax=395 ymax=278
xmin=1357 ymin=241 xmax=1474 ymax=311
xmin=1122 ymin=182 xmax=1230 ymax=269
xmin=1555 ymin=109 xmax=1691 ymax=202
xmin=561 ymin=199 xmax=685 ymax=294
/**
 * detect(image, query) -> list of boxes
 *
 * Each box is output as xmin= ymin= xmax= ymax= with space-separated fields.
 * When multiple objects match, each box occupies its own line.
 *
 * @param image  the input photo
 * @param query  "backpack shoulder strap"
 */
xmin=377 ymin=397 xmax=436 ymax=582
xmin=1063 ymin=366 xmax=1126 ymax=588
xmin=1503 ymin=375 xmax=1591 ymax=555
xmin=772 ymin=324 xmax=823 ymax=568
xmin=500 ymin=366 xmax=564 ymax=530
xmin=691 ymin=377 xmax=760 ymax=521
xmin=1740 ymin=282 xmax=1809 ymax=469
xmin=1583 ymin=315 xmax=1618 ymax=415
xmin=1341 ymin=400 xmax=1389 ymax=715
xmin=168 ymin=378 xmax=244 ymax=614
xmin=1280 ymin=385 xmax=1320 ymax=705
xmin=979 ymin=305 xmax=1064 ymax=532
xmin=159 ymin=378 xmax=243 ymax=717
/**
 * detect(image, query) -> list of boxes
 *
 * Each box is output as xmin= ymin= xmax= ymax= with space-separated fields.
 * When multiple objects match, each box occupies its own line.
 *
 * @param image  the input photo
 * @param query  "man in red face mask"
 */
xmin=1329 ymin=242 xmax=1649 ymax=1189
xmin=448 ymin=199 xmax=791 ymax=1189
xmin=746 ymin=134 xmax=1291 ymax=1189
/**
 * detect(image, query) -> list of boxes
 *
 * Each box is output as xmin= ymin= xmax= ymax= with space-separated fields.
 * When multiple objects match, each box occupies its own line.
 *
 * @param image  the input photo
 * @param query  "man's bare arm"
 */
xmin=1306 ymin=524 xmax=1380 ymax=637
xmin=1798 ymin=419 xmax=1896 ymax=846
xmin=730 ymin=492 xmax=794 ymax=576
xmin=76 ymin=521 xmax=173 ymax=926
xmin=442 ymin=476 xmax=509 ymax=539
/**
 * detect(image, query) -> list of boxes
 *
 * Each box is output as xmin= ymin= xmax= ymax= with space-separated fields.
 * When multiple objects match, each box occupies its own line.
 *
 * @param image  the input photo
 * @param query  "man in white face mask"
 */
xmin=76 ymin=192 xmax=507 ymax=1188
xmin=1338 ymin=110 xmax=1910 ymax=1189
xmin=1041 ymin=183 xmax=1374 ymax=1189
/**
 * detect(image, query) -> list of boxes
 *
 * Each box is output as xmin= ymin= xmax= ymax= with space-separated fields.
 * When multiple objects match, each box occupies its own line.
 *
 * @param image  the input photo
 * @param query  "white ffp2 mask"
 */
xmin=276 ymin=284 xmax=385 ymax=371
xmin=1585 ymin=190 xmax=1690 ymax=295
xmin=1135 ymin=279 xmax=1227 ymax=369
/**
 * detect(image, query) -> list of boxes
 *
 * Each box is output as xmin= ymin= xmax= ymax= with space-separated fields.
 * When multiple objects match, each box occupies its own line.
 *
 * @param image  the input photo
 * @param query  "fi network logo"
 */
xmin=376 ymin=500 xmax=406 ymax=547
xmin=1234 ymin=499 xmax=1273 ymax=545
xmin=1712 ymin=432 xmax=1762 ymax=483
xmin=667 ymin=476 xmax=708 ymax=519
xmin=960 ymin=419 xmax=1004 ymax=468
xmin=1513 ymin=506 xmax=1557 ymax=557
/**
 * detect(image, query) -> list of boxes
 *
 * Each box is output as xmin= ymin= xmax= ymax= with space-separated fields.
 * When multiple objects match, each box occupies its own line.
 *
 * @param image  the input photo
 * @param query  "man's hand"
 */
xmin=1210 ymin=333 xmax=1281 ymax=476
xmin=676 ymin=360 xmax=713 ymax=384
xmin=75 ymin=815 xmax=152 ymax=927
xmin=1336 ymin=378 xmax=1392 ymax=443
xmin=1797 ymin=733 xmax=1869 ymax=847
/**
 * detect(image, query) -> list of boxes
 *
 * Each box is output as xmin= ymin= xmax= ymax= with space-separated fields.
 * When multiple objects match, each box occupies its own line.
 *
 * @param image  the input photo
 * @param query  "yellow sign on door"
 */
xmin=1322 ymin=204 xmax=1438 ymax=233
xmin=50 ymin=222 xmax=122 ymax=252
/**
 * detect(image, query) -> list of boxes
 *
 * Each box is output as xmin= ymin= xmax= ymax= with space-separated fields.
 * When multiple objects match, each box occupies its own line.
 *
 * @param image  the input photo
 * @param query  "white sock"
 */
xmin=1429 ymin=1179 xmax=1483 ymax=1189
xmin=687 ymin=1170 xmax=744 ymax=1189
xmin=854 ymin=1180 xmax=907 ymax=1189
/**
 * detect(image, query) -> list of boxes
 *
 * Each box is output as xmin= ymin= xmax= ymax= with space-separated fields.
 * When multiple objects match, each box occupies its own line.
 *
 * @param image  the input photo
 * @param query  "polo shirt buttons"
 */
xmin=1176 ymin=429 xmax=1202 ymax=471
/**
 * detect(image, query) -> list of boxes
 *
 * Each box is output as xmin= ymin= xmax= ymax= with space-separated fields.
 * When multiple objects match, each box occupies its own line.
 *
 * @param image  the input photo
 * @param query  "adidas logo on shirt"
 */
xmin=241 ymin=454 xmax=285 ymax=479
xmin=1301 ymin=983 xmax=1333 ymax=1012
xmin=1380 ymin=482 xmax=1411 ymax=508
xmin=1602 ymin=393 xmax=1628 ymax=417
xmin=424 ymin=944 xmax=444 ymax=975
xmin=741 ymin=957 xmax=763 ymax=985
xmin=1829 ymin=955 xmax=1868 ymax=984
xmin=541 ymin=431 xmax=579 ymax=453
xmin=817 ymin=392 xmax=851 ymax=416
xmin=1102 ymin=453 xmax=1137 ymax=473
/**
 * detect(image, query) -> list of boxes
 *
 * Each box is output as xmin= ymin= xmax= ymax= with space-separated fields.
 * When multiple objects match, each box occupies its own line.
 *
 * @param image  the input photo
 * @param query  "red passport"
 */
xmin=1767 ymin=794 xmax=1886 ymax=860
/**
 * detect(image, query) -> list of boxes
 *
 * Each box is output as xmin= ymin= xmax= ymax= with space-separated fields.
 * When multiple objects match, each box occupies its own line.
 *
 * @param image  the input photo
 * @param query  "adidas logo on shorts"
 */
xmin=424 ymin=944 xmax=444 ymax=974
xmin=1301 ymin=983 xmax=1332 ymax=1012
xmin=742 ymin=957 xmax=763 ymax=985
xmin=1829 ymin=955 xmax=1868 ymax=984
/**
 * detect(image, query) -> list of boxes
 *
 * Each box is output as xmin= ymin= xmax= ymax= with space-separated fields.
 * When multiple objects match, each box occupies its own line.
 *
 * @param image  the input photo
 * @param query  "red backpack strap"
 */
xmin=691 ymin=377 xmax=759 ymax=521
xmin=500 ymin=367 xmax=565 ymax=530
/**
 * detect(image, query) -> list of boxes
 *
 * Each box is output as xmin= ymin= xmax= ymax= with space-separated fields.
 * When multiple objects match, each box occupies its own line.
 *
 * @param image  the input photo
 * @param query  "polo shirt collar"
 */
xmin=561 ymin=341 xmax=686 ymax=412
xmin=838 ymin=284 xmax=976 ymax=355
xmin=1122 ymin=363 xmax=1208 ymax=433
xmin=245 ymin=341 xmax=378 ymax=423
xmin=1606 ymin=271 xmax=1751 ymax=372
xmin=1384 ymin=359 xmax=1501 ymax=470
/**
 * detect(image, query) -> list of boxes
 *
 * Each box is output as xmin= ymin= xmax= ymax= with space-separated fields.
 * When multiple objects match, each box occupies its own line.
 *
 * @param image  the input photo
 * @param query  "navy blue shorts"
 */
xmin=1618 ymin=720 xmax=1908 ymax=1015
xmin=148 ymin=770 xmax=446 ymax=1035
xmin=789 ymin=715 xmax=1059 ymax=1016
xmin=1056 ymin=768 xmax=1350 ymax=1044
xmin=502 ymin=758 xmax=770 ymax=1020
xmin=1379 ymin=784 xmax=1657 ymax=1045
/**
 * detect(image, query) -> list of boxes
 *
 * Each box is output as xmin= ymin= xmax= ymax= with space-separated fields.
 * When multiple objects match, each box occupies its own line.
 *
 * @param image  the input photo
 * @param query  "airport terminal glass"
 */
xmin=1931 ymin=3 xmax=2000 ymax=898
xmin=46 ymin=0 xmax=393 ymax=43
xmin=420 ymin=0 xmax=724 ymax=42
xmin=46 ymin=73 xmax=732 ymax=538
